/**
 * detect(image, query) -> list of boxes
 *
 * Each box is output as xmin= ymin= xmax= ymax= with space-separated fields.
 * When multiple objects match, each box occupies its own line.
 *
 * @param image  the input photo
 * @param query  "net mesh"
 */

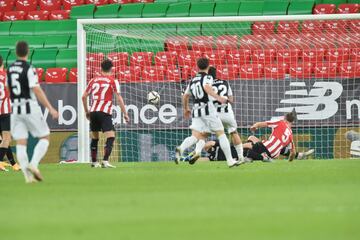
xmin=82 ymin=18 xmax=360 ymax=162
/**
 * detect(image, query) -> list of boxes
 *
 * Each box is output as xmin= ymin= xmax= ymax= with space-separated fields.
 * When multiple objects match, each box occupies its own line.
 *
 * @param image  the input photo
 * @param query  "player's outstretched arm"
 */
xmin=33 ymin=86 xmax=58 ymax=119
xmin=288 ymin=141 xmax=296 ymax=162
xmin=203 ymin=84 xmax=227 ymax=104
xmin=250 ymin=122 xmax=268 ymax=132
xmin=115 ymin=93 xmax=129 ymax=123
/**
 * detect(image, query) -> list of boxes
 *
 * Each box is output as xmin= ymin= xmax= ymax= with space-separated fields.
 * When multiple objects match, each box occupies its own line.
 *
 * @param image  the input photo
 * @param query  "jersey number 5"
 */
xmin=11 ymin=74 xmax=21 ymax=96
xmin=282 ymin=128 xmax=291 ymax=143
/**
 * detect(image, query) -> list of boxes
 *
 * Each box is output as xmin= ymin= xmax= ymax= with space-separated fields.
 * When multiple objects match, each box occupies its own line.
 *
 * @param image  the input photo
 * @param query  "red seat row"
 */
xmin=1 ymin=9 xmax=70 ymax=20
xmin=313 ymin=4 xmax=359 ymax=14
xmin=36 ymin=67 xmax=77 ymax=83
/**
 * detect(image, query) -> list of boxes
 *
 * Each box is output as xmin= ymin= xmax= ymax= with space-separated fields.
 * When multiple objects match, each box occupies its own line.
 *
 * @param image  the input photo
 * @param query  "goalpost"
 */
xmin=77 ymin=14 xmax=360 ymax=163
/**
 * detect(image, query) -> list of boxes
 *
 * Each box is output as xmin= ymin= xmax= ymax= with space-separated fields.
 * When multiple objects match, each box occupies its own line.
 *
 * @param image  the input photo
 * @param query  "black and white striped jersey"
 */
xmin=212 ymin=79 xmax=233 ymax=113
xmin=7 ymin=60 xmax=39 ymax=114
xmin=184 ymin=72 xmax=215 ymax=118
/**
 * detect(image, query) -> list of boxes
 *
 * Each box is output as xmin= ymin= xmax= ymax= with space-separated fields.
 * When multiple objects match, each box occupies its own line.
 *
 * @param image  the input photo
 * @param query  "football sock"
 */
xmin=6 ymin=147 xmax=16 ymax=166
xmin=235 ymin=144 xmax=244 ymax=159
xmin=30 ymin=139 xmax=49 ymax=168
xmin=194 ymin=139 xmax=205 ymax=155
xmin=91 ymin=139 xmax=99 ymax=163
xmin=103 ymin=137 xmax=115 ymax=161
xmin=219 ymin=134 xmax=235 ymax=166
xmin=179 ymin=136 xmax=198 ymax=153
xmin=16 ymin=145 xmax=31 ymax=181
xmin=0 ymin=147 xmax=7 ymax=162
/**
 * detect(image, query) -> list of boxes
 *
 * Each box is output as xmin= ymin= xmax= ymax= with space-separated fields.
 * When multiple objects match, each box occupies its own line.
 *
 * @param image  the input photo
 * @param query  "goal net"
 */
xmin=77 ymin=14 xmax=360 ymax=163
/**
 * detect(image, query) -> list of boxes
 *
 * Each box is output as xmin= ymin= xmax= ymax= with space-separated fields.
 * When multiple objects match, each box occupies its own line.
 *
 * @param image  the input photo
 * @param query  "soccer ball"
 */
xmin=148 ymin=91 xmax=160 ymax=104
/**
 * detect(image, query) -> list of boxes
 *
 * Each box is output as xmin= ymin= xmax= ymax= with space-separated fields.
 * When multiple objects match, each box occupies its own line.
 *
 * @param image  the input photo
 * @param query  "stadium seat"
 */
xmin=44 ymin=35 xmax=71 ymax=48
xmin=25 ymin=36 xmax=46 ymax=48
xmin=70 ymin=4 xmax=95 ymax=19
xmin=337 ymin=4 xmax=359 ymax=13
xmin=178 ymin=51 xmax=201 ymax=68
xmin=239 ymin=64 xmax=263 ymax=80
xmin=252 ymin=49 xmax=276 ymax=65
xmin=226 ymin=49 xmax=251 ymax=66
xmin=216 ymin=65 xmax=238 ymax=80
xmin=132 ymin=0 xmax=153 ymax=2
xmin=118 ymin=3 xmax=144 ymax=18
xmin=69 ymin=68 xmax=77 ymax=82
xmin=31 ymin=48 xmax=58 ymax=69
xmin=130 ymin=52 xmax=153 ymax=68
xmin=202 ymin=22 xmax=227 ymax=37
xmin=15 ymin=0 xmax=38 ymax=12
xmin=181 ymin=65 xmax=197 ymax=79
xmin=165 ymin=2 xmax=190 ymax=17
xmin=56 ymin=49 xmax=77 ymax=68
xmin=189 ymin=2 xmax=215 ymax=17
xmin=277 ymin=21 xmax=299 ymax=35
xmin=0 ymin=35 xmax=19 ymax=49
xmin=349 ymin=20 xmax=360 ymax=33
xmin=142 ymin=66 xmax=165 ymax=82
xmin=87 ymin=52 xmax=104 ymax=72
xmin=323 ymin=20 xmax=348 ymax=34
xmin=166 ymin=67 xmax=181 ymax=82
xmin=287 ymin=1 xmax=314 ymax=15
xmin=216 ymin=35 xmax=238 ymax=51
xmin=94 ymin=4 xmax=120 ymax=18
xmin=336 ymin=34 xmax=360 ymax=48
xmin=351 ymin=48 xmax=360 ymax=61
xmin=34 ymin=19 xmax=76 ymax=35
xmin=118 ymin=66 xmax=141 ymax=82
xmin=26 ymin=10 xmax=49 ymax=20
xmin=177 ymin=23 xmax=201 ymax=36
xmin=142 ymin=3 xmax=169 ymax=17
xmin=0 ymin=0 xmax=15 ymax=12
xmin=301 ymin=20 xmax=323 ymax=34
xmin=325 ymin=48 xmax=349 ymax=63
xmin=238 ymin=35 xmax=262 ymax=50
xmin=165 ymin=36 xmax=189 ymax=53
xmin=314 ymin=62 xmax=337 ymax=79
xmin=155 ymin=51 xmax=177 ymax=67
xmin=49 ymin=10 xmax=70 ymax=20
xmin=214 ymin=1 xmax=240 ymax=16
xmin=277 ymin=49 xmax=300 ymax=65
xmin=313 ymin=4 xmax=336 ymax=14
xmin=0 ymin=12 xmax=3 ymax=20
xmin=252 ymin=21 xmax=276 ymax=35
xmin=3 ymin=11 xmax=26 ymax=21
xmin=45 ymin=68 xmax=68 ymax=83
xmin=339 ymin=62 xmax=360 ymax=78
xmin=238 ymin=1 xmax=263 ymax=16
xmin=39 ymin=0 xmax=61 ymax=11
xmin=264 ymin=64 xmax=287 ymax=80
xmin=0 ymin=22 xmax=11 ymax=36
xmin=191 ymin=36 xmax=214 ymax=52
xmin=289 ymin=63 xmax=313 ymax=79
xmin=107 ymin=52 xmax=129 ymax=71
xmin=36 ymin=68 xmax=44 ymax=81
xmin=9 ymin=21 xmax=35 ymax=35
xmin=302 ymin=48 xmax=325 ymax=63
xmin=312 ymin=33 xmax=337 ymax=48
xmin=262 ymin=0 xmax=289 ymax=15
xmin=0 ymin=50 xmax=9 ymax=63
xmin=63 ymin=0 xmax=84 ymax=10
xmin=85 ymin=0 xmax=108 ymax=6
xmin=203 ymin=50 xmax=226 ymax=66
xmin=109 ymin=0 xmax=131 ymax=3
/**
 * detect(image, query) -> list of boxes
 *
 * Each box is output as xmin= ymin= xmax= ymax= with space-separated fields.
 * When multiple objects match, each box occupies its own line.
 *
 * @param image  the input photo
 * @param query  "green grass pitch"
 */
xmin=1 ymin=160 xmax=360 ymax=240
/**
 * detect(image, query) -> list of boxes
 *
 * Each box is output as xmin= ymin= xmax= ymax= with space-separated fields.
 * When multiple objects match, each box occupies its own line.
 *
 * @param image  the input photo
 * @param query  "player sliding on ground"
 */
xmin=175 ymin=58 xmax=241 ymax=168
xmin=82 ymin=59 xmax=129 ymax=168
xmin=7 ymin=41 xmax=59 ymax=183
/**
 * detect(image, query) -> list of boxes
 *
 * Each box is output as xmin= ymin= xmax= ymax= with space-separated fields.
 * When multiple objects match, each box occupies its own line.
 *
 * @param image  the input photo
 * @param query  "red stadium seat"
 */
xmin=49 ymin=10 xmax=70 ymax=20
xmin=26 ymin=10 xmax=49 ymax=20
xmin=191 ymin=36 xmax=214 ymax=52
xmin=109 ymin=0 xmax=132 ymax=3
xmin=302 ymin=49 xmax=324 ymax=63
xmin=349 ymin=20 xmax=360 ymax=33
xmin=325 ymin=48 xmax=349 ymax=63
xmin=165 ymin=36 xmax=189 ymax=53
xmin=252 ymin=21 xmax=276 ymax=35
xmin=0 ymin=0 xmax=15 ymax=12
xmin=85 ymin=0 xmax=108 ymax=6
xmin=86 ymin=53 xmax=104 ymax=72
xmin=313 ymin=4 xmax=336 ymax=14
xmin=130 ymin=52 xmax=153 ymax=68
xmin=142 ymin=66 xmax=165 ymax=82
xmin=118 ymin=66 xmax=141 ymax=83
xmin=216 ymin=65 xmax=238 ymax=80
xmin=132 ymin=0 xmax=153 ymax=2
xmin=225 ymin=49 xmax=251 ymax=66
xmin=239 ymin=35 xmax=262 ymax=50
xmin=203 ymin=50 xmax=226 ymax=66
xmin=177 ymin=51 xmax=201 ymax=68
xmin=107 ymin=52 xmax=129 ymax=70
xmin=277 ymin=21 xmax=299 ymax=35
xmin=3 ymin=10 xmax=25 ymax=21
xmin=0 ymin=12 xmax=3 ymax=20
xmin=350 ymin=48 xmax=360 ymax=62
xmin=182 ymin=66 xmax=197 ymax=79
xmin=239 ymin=64 xmax=263 ymax=80
xmin=336 ymin=34 xmax=360 ymax=48
xmin=301 ymin=21 xmax=323 ymax=34
xmin=36 ymin=68 xmax=44 ymax=81
xmin=314 ymin=62 xmax=337 ymax=79
xmin=45 ymin=68 xmax=68 ymax=83
xmin=166 ymin=67 xmax=181 ymax=82
xmin=289 ymin=63 xmax=313 ymax=79
xmin=62 ymin=0 xmax=84 ymax=10
xmin=262 ymin=34 xmax=287 ymax=50
xmin=264 ymin=64 xmax=288 ymax=80
xmin=155 ymin=51 xmax=177 ymax=67
xmin=277 ymin=49 xmax=300 ymax=65
xmin=93 ymin=70 xmax=115 ymax=79
xmin=339 ymin=62 xmax=360 ymax=78
xmin=39 ymin=0 xmax=61 ymax=11
xmin=287 ymin=34 xmax=311 ymax=49
xmin=323 ymin=20 xmax=348 ymax=34
xmin=15 ymin=0 xmax=38 ymax=11
xmin=337 ymin=4 xmax=359 ymax=14
xmin=216 ymin=35 xmax=238 ymax=52
xmin=252 ymin=49 xmax=276 ymax=65
xmin=312 ymin=33 xmax=337 ymax=48
xmin=69 ymin=68 xmax=77 ymax=82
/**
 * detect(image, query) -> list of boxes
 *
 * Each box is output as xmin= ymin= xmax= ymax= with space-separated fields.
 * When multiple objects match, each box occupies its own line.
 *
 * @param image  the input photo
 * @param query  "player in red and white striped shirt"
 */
xmin=82 ymin=59 xmax=129 ymax=168
xmin=244 ymin=110 xmax=297 ymax=162
xmin=0 ymin=55 xmax=19 ymax=171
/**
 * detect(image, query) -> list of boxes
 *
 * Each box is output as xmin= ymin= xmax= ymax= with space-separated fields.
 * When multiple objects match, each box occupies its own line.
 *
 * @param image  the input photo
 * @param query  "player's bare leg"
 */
xmin=187 ymin=131 xmax=207 ymax=165
xmin=0 ymin=131 xmax=11 ymax=171
xmin=101 ymin=130 xmax=116 ymax=168
xmin=90 ymin=131 xmax=101 ymax=168
xmin=230 ymin=131 xmax=244 ymax=162
xmin=175 ymin=130 xmax=201 ymax=164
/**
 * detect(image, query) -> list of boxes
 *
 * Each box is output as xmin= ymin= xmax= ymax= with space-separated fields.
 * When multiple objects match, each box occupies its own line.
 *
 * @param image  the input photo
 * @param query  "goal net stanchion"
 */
xmin=77 ymin=14 xmax=360 ymax=163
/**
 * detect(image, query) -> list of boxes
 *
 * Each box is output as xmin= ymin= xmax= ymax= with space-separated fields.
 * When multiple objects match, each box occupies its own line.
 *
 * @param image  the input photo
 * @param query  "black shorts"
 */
xmin=90 ymin=112 xmax=115 ymax=132
xmin=0 ymin=114 xmax=10 ymax=132
xmin=252 ymin=142 xmax=272 ymax=158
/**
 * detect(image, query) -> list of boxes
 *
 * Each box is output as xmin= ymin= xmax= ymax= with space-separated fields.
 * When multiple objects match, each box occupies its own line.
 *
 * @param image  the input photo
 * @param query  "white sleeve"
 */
xmin=27 ymin=67 xmax=39 ymax=88
xmin=184 ymin=83 xmax=191 ymax=95
xmin=202 ymin=75 xmax=213 ymax=87
xmin=228 ymin=84 xmax=233 ymax=96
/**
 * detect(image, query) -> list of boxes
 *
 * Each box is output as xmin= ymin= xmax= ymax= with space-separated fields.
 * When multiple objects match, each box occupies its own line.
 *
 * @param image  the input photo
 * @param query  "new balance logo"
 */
xmin=275 ymin=82 xmax=343 ymax=120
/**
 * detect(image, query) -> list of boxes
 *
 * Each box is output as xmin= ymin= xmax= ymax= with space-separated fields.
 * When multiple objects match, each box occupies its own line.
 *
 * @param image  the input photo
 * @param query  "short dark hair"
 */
xmin=285 ymin=109 xmax=297 ymax=123
xmin=197 ymin=57 xmax=209 ymax=70
xmin=16 ymin=41 xmax=29 ymax=58
xmin=0 ymin=55 xmax=3 ymax=67
xmin=101 ymin=59 xmax=113 ymax=73
xmin=208 ymin=66 xmax=216 ymax=79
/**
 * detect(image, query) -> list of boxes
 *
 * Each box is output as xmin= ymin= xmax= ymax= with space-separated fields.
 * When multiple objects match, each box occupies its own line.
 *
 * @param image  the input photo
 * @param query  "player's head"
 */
xmin=208 ymin=66 xmax=217 ymax=79
xmin=0 ymin=55 xmax=3 ymax=68
xmin=197 ymin=57 xmax=210 ymax=72
xmin=285 ymin=109 xmax=297 ymax=125
xmin=101 ymin=59 xmax=113 ymax=74
xmin=16 ymin=41 xmax=29 ymax=59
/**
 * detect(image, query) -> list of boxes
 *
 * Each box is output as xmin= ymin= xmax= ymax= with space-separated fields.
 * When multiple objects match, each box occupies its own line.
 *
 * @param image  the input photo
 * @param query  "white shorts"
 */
xmin=11 ymin=105 xmax=50 ymax=140
xmin=190 ymin=114 xmax=224 ymax=133
xmin=219 ymin=112 xmax=238 ymax=134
